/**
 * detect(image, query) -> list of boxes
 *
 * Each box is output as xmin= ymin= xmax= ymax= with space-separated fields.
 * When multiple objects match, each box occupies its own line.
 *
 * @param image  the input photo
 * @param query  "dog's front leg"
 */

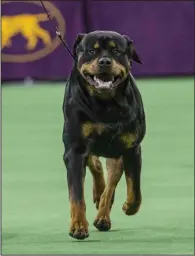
xmin=122 ymin=145 xmax=142 ymax=215
xmin=63 ymin=149 xmax=89 ymax=240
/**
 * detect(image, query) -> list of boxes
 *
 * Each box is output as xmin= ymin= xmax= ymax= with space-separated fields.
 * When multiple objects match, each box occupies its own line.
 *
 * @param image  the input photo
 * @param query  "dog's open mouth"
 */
xmin=83 ymin=72 xmax=122 ymax=90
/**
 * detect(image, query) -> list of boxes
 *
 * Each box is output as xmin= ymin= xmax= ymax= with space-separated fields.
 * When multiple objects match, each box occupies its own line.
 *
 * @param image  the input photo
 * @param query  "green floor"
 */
xmin=2 ymin=77 xmax=194 ymax=254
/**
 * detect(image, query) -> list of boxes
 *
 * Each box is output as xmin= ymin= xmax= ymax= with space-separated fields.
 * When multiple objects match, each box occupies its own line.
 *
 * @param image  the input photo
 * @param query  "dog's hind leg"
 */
xmin=93 ymin=157 xmax=123 ymax=231
xmin=34 ymin=27 xmax=52 ymax=46
xmin=122 ymin=145 xmax=142 ymax=215
xmin=87 ymin=155 xmax=106 ymax=209
xmin=22 ymin=30 xmax=38 ymax=50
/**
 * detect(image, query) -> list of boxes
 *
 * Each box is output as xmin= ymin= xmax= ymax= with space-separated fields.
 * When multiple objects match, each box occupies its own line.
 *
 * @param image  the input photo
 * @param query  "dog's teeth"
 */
xmin=94 ymin=76 xmax=112 ymax=88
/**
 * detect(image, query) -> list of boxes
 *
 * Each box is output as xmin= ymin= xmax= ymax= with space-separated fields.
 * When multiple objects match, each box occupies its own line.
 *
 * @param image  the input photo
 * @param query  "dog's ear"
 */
xmin=123 ymin=35 xmax=143 ymax=64
xmin=73 ymin=33 xmax=86 ymax=57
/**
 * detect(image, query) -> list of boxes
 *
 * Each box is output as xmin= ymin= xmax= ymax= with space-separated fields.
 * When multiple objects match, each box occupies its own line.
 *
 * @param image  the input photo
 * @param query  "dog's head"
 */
xmin=73 ymin=31 xmax=142 ymax=96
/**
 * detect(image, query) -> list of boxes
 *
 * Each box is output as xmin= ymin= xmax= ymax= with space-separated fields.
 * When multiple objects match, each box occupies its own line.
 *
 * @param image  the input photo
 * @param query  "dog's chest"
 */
xmin=81 ymin=121 xmax=139 ymax=157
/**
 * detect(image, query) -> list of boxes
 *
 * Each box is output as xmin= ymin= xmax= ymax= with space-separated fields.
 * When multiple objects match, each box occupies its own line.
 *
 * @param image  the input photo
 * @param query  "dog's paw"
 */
xmin=122 ymin=200 xmax=141 ymax=216
xmin=69 ymin=219 xmax=89 ymax=240
xmin=93 ymin=214 xmax=111 ymax=231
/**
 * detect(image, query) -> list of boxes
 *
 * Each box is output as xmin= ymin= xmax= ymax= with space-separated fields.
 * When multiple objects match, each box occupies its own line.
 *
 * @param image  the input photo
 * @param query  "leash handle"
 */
xmin=40 ymin=0 xmax=76 ymax=62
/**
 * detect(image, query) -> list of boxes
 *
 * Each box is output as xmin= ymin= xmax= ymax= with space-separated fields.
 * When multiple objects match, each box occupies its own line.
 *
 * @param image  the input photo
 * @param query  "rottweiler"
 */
xmin=62 ymin=31 xmax=146 ymax=240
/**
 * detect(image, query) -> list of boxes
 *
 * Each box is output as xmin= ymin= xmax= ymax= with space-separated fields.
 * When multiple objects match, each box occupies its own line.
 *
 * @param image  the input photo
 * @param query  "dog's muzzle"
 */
xmin=83 ymin=72 xmax=123 ymax=90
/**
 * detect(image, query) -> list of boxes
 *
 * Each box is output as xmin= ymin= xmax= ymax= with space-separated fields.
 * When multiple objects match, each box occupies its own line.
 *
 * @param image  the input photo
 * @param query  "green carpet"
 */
xmin=2 ymin=77 xmax=194 ymax=254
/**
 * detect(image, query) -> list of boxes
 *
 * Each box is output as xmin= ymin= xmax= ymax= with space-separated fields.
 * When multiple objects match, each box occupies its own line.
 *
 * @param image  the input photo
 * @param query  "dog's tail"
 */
xmin=35 ymin=13 xmax=49 ymax=22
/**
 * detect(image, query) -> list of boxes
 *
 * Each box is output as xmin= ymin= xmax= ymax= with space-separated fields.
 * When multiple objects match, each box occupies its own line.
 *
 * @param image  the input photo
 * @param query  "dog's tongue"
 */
xmin=94 ymin=76 xmax=112 ymax=89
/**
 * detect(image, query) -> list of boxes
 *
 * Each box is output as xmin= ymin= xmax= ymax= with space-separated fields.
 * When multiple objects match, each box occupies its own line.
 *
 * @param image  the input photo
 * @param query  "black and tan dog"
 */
xmin=62 ymin=31 xmax=146 ymax=240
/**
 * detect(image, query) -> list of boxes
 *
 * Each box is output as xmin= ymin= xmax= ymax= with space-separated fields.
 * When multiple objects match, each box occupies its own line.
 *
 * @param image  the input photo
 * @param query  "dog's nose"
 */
xmin=98 ymin=57 xmax=112 ymax=68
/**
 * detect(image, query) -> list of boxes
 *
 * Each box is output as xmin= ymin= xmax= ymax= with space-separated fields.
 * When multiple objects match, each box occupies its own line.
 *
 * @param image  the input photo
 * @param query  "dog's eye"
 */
xmin=112 ymin=48 xmax=121 ymax=55
xmin=88 ymin=49 xmax=96 ymax=55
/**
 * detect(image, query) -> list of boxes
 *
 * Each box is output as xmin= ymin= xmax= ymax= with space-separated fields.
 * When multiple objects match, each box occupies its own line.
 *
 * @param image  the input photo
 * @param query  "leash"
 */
xmin=40 ymin=0 xmax=76 ymax=62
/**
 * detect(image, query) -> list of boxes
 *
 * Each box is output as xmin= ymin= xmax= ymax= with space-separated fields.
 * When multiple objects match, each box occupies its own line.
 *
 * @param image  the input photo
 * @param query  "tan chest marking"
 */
xmin=120 ymin=132 xmax=137 ymax=148
xmin=82 ymin=122 xmax=105 ymax=138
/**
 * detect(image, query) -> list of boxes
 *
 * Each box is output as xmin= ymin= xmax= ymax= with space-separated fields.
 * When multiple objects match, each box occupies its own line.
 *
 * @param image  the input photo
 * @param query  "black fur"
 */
xmin=62 ymin=31 xmax=146 ymax=238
